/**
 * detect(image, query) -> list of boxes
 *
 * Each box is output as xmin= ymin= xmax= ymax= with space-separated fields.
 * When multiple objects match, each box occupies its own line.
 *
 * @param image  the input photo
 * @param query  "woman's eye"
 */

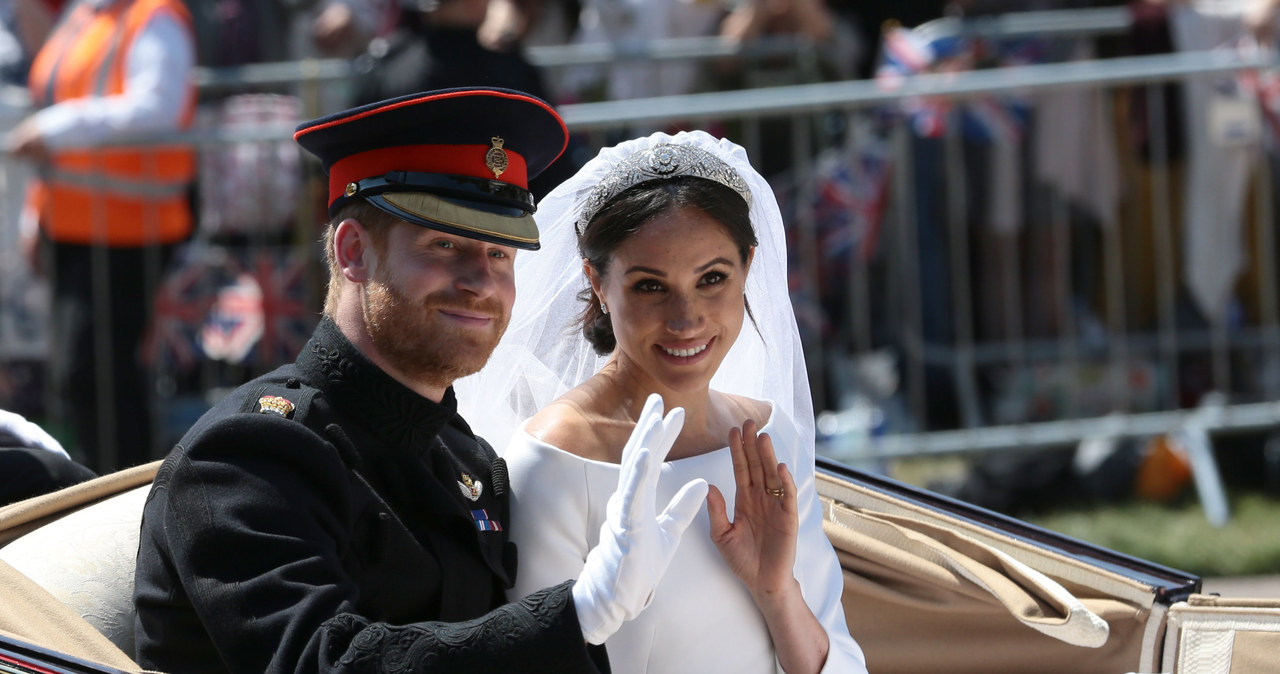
xmin=701 ymin=271 xmax=728 ymax=286
xmin=634 ymin=279 xmax=664 ymax=293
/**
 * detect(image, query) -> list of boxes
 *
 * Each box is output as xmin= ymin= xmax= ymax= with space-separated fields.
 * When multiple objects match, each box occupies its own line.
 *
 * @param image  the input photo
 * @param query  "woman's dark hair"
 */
xmin=577 ymin=175 xmax=757 ymax=355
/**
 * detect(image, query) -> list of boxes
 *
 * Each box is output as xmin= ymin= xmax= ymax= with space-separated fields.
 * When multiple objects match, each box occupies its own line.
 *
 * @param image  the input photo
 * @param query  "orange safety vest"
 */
xmin=26 ymin=0 xmax=196 ymax=246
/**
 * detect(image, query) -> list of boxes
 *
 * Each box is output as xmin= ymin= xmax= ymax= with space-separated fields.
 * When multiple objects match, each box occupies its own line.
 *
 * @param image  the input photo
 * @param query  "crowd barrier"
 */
xmin=4 ymin=14 xmax=1280 ymax=515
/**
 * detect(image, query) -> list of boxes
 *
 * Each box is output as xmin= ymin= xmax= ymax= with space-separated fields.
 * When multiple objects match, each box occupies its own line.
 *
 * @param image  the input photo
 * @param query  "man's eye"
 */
xmin=435 ymin=240 xmax=456 ymax=249
xmin=489 ymin=249 xmax=508 ymax=259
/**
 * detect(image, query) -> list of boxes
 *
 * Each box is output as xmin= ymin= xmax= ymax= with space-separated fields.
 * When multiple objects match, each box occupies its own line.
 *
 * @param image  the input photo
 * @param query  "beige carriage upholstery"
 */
xmin=0 ymin=457 xmax=1276 ymax=674
xmin=816 ymin=469 xmax=1178 ymax=674
xmin=0 ymin=461 xmax=159 ymax=670
xmin=1161 ymin=595 xmax=1280 ymax=674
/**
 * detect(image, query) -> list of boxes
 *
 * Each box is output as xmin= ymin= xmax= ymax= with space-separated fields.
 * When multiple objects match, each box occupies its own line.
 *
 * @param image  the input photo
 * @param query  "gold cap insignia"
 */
xmin=344 ymin=182 xmax=359 ymax=197
xmin=458 ymin=472 xmax=484 ymax=501
xmin=258 ymin=395 xmax=295 ymax=418
xmin=485 ymin=137 xmax=509 ymax=179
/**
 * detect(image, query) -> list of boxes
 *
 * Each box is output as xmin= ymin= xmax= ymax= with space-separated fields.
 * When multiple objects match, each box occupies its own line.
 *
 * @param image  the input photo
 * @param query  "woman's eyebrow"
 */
xmin=623 ymin=258 xmax=733 ymax=276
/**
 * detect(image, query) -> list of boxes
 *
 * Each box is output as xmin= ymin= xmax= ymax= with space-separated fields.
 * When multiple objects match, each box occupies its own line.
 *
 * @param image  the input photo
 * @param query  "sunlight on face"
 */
xmin=364 ymin=225 xmax=516 ymax=388
xmin=594 ymin=206 xmax=751 ymax=394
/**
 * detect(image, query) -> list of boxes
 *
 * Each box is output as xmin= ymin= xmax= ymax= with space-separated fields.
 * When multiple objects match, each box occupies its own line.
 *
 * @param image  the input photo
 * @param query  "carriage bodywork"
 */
xmin=0 ymin=459 xmax=1275 ymax=673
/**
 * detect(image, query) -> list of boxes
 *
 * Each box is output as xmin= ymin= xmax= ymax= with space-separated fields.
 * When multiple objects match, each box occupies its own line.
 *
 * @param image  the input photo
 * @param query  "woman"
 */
xmin=457 ymin=131 xmax=866 ymax=673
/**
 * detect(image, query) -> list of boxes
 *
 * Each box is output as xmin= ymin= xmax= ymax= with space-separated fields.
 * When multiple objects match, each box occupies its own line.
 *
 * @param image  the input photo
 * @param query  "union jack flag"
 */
xmin=1232 ymin=37 xmax=1280 ymax=148
xmin=244 ymin=248 xmax=315 ymax=366
xmin=144 ymin=249 xmax=215 ymax=373
xmin=773 ymin=117 xmax=893 ymax=342
xmin=875 ymin=26 xmax=1033 ymax=143
xmin=200 ymin=270 xmax=264 ymax=364
xmin=147 ymin=245 xmax=317 ymax=372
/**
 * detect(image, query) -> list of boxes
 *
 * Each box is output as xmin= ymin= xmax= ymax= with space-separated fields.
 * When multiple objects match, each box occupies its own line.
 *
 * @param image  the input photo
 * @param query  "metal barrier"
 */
xmin=6 ymin=22 xmax=1280 ymax=505
xmin=554 ymin=45 xmax=1280 ymax=530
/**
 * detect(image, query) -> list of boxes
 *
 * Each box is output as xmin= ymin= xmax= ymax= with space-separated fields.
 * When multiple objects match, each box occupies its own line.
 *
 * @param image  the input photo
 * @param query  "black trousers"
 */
xmin=47 ymin=239 xmax=174 ymax=473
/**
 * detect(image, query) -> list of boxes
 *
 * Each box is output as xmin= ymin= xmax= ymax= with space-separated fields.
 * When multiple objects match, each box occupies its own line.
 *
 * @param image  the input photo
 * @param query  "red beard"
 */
xmin=363 ymin=276 xmax=509 ymax=390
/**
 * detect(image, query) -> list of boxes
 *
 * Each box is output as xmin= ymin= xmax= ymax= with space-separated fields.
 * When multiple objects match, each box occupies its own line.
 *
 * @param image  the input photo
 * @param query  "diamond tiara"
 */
xmin=575 ymin=143 xmax=753 ymax=234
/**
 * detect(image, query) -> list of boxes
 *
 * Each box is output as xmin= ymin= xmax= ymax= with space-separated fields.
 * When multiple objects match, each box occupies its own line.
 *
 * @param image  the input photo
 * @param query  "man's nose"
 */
xmin=453 ymin=251 xmax=498 ymax=297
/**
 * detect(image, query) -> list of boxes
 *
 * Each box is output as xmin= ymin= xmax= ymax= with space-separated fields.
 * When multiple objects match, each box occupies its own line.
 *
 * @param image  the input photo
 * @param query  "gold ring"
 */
xmin=766 ymin=487 xmax=785 ymax=498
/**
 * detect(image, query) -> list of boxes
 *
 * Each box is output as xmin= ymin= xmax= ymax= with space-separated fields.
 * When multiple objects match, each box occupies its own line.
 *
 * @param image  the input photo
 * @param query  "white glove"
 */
xmin=0 ymin=409 xmax=69 ymax=458
xmin=573 ymin=393 xmax=709 ymax=644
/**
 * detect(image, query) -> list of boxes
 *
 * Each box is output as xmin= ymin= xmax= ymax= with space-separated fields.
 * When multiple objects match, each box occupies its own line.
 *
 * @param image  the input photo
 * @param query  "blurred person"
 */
xmin=714 ymin=0 xmax=860 ymax=178
xmin=564 ymin=0 xmax=722 ymax=108
xmin=352 ymin=0 xmax=575 ymax=197
xmin=5 ymin=0 xmax=197 ymax=473
xmin=719 ymin=0 xmax=834 ymax=44
xmin=353 ymin=0 xmax=550 ymax=104
xmin=133 ymin=87 xmax=710 ymax=674
xmin=308 ymin=0 xmax=398 ymax=57
xmin=1 ymin=0 xmax=65 ymax=86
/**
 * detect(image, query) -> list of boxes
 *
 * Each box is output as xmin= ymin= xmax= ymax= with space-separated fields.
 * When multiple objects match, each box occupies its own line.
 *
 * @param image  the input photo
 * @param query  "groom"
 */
xmin=132 ymin=88 xmax=708 ymax=673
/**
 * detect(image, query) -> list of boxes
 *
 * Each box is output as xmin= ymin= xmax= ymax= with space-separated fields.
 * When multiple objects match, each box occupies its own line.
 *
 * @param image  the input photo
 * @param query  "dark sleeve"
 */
xmin=0 ymin=447 xmax=96 ymax=506
xmin=306 ymin=582 xmax=609 ymax=674
xmin=135 ymin=413 xmax=608 ymax=674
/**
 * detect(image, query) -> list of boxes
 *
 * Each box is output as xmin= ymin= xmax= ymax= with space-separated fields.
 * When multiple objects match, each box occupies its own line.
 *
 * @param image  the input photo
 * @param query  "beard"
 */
xmin=362 ymin=275 xmax=509 ymax=390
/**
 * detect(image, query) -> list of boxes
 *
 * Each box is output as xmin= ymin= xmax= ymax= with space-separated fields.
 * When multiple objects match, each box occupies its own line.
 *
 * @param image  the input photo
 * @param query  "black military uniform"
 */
xmin=133 ymin=89 xmax=603 ymax=673
xmin=134 ymin=319 xmax=604 ymax=672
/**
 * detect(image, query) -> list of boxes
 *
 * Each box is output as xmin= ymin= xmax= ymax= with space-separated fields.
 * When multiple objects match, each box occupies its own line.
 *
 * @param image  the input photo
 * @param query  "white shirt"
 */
xmin=34 ymin=0 xmax=194 ymax=150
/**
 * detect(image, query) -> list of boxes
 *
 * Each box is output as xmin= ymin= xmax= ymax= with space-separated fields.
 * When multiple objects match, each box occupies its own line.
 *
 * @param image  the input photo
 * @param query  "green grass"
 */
xmin=1023 ymin=491 xmax=1280 ymax=578
xmin=888 ymin=457 xmax=1280 ymax=578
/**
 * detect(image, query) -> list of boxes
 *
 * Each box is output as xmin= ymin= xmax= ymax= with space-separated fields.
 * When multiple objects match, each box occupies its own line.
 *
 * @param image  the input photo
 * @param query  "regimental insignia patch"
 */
xmin=458 ymin=472 xmax=484 ymax=501
xmin=471 ymin=509 xmax=502 ymax=532
xmin=257 ymin=395 xmax=294 ymax=418
xmin=485 ymin=136 xmax=508 ymax=179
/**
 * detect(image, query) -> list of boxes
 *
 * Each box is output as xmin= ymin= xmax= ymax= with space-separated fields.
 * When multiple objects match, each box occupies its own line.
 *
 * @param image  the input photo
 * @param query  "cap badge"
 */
xmin=344 ymin=182 xmax=359 ymax=197
xmin=258 ymin=395 xmax=295 ymax=418
xmin=485 ymin=136 xmax=509 ymax=179
xmin=458 ymin=472 xmax=484 ymax=501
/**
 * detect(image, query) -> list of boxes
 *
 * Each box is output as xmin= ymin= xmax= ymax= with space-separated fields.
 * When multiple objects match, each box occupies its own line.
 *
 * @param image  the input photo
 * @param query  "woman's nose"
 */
xmin=665 ymin=294 xmax=703 ymax=333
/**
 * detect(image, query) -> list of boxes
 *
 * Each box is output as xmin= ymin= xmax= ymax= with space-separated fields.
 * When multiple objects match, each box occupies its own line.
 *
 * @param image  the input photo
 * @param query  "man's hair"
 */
xmin=322 ymin=201 xmax=398 ymax=316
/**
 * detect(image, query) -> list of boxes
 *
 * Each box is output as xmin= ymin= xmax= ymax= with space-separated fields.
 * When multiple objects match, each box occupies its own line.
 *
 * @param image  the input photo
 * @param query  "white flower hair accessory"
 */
xmin=575 ymin=142 xmax=754 ymax=235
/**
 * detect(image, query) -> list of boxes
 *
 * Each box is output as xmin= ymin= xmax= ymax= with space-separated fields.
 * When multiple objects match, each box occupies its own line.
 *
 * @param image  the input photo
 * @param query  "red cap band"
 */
xmin=328 ymin=143 xmax=529 ymax=208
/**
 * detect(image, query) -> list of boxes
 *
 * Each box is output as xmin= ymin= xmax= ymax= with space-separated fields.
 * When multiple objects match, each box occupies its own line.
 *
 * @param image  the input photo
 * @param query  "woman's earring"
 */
xmin=601 ymin=302 xmax=609 ymax=315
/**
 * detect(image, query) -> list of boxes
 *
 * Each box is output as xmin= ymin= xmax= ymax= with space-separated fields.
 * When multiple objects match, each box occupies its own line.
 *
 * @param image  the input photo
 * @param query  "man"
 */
xmin=133 ymin=88 xmax=709 ymax=673
xmin=6 ymin=0 xmax=197 ymax=472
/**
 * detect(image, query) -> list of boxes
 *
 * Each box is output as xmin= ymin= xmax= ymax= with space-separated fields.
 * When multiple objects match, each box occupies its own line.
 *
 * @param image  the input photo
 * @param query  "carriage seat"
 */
xmin=0 ymin=483 xmax=150 ymax=657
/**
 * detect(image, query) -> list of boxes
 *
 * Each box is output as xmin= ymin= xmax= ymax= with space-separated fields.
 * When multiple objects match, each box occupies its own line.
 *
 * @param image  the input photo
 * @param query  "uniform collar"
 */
xmin=297 ymin=317 xmax=459 ymax=451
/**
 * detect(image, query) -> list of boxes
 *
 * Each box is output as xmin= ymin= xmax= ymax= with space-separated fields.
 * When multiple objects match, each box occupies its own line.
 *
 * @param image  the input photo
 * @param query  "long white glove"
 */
xmin=573 ymin=394 xmax=709 ymax=645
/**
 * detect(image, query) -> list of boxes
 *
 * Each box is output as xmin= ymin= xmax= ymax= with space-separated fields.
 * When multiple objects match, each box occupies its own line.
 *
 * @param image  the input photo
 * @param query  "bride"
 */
xmin=457 ymin=130 xmax=866 ymax=673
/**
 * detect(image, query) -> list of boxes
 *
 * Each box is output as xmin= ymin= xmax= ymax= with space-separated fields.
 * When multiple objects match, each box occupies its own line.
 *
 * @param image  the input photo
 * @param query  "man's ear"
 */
xmin=334 ymin=218 xmax=373 ymax=283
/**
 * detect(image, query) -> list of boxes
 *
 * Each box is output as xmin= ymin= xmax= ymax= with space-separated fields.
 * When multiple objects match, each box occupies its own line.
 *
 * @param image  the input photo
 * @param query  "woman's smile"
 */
xmin=657 ymin=338 xmax=714 ymax=361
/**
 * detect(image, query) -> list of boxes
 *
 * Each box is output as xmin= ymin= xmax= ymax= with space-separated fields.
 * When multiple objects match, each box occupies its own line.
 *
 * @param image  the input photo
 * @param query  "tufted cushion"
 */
xmin=0 ymin=485 xmax=150 ymax=656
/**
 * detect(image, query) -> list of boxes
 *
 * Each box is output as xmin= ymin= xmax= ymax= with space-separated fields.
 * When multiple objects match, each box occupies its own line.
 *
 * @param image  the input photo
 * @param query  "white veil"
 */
xmin=455 ymin=130 xmax=815 ymax=468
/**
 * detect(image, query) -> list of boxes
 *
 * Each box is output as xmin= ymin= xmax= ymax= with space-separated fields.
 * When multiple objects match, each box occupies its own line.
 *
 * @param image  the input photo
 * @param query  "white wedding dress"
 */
xmin=503 ymin=401 xmax=867 ymax=674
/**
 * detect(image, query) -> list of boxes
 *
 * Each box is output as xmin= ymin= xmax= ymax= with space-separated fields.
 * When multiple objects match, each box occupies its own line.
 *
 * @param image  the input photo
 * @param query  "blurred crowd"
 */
xmin=0 ymin=0 xmax=909 ymax=477
xmin=4 ymin=0 xmax=1280 ymax=522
